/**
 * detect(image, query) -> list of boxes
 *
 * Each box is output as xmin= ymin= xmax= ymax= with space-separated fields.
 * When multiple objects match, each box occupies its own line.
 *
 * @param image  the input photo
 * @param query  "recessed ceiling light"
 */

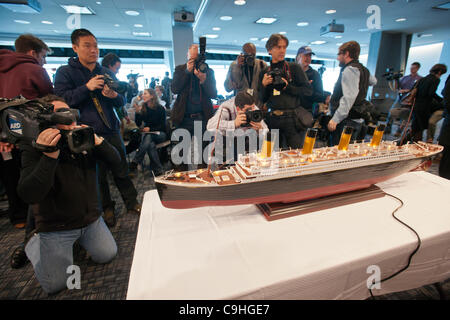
xmin=126 ymin=10 xmax=140 ymax=16
xmin=310 ymin=40 xmax=326 ymax=45
xmin=204 ymin=34 xmax=219 ymax=39
xmin=336 ymin=43 xmax=343 ymax=46
xmin=96 ymin=1 xmax=102 ymax=4
xmin=14 ymin=20 xmax=30 ymax=24
xmin=212 ymin=27 xmax=221 ymax=31
xmin=297 ymin=22 xmax=309 ymax=27
xmin=255 ymin=17 xmax=277 ymax=24
xmin=134 ymin=24 xmax=143 ymax=28
xmin=261 ymin=37 xmax=269 ymax=41
xmin=291 ymin=40 xmax=299 ymax=43
xmin=279 ymin=31 xmax=287 ymax=35
xmin=114 ymin=24 xmax=120 ymax=27
xmin=250 ymin=37 xmax=259 ymax=41
xmin=395 ymin=18 xmax=407 ymax=22
xmin=60 ymin=5 xmax=95 ymax=15
xmin=220 ymin=16 xmax=232 ymax=21
xmin=335 ymin=35 xmax=342 ymax=39
xmin=326 ymin=9 xmax=336 ymax=14
xmin=132 ymin=32 xmax=151 ymax=37
xmin=358 ymin=28 xmax=369 ymax=32
xmin=234 ymin=0 xmax=246 ymax=5
xmin=41 ymin=20 xmax=53 ymax=25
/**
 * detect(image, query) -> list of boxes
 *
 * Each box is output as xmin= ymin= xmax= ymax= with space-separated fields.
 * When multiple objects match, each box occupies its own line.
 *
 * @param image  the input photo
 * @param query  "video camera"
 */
xmin=0 ymin=97 xmax=95 ymax=153
xmin=382 ymin=68 xmax=403 ymax=81
xmin=102 ymin=73 xmax=129 ymax=94
xmin=195 ymin=36 xmax=208 ymax=73
xmin=267 ymin=68 xmax=286 ymax=91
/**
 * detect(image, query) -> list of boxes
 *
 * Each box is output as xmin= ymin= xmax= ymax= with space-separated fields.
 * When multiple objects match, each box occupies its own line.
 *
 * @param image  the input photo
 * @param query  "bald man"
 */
xmin=224 ymin=42 xmax=267 ymax=107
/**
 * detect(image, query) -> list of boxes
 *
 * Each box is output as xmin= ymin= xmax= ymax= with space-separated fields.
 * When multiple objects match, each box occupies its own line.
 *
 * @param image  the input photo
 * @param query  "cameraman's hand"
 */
xmin=327 ymin=119 xmax=337 ymax=132
xmin=250 ymin=121 xmax=263 ymax=131
xmin=37 ymin=128 xmax=61 ymax=159
xmin=262 ymin=73 xmax=273 ymax=87
xmin=237 ymin=54 xmax=245 ymax=66
xmin=234 ymin=110 xmax=247 ymax=128
xmin=0 ymin=142 xmax=14 ymax=153
xmin=102 ymin=84 xmax=118 ymax=98
xmin=194 ymin=68 xmax=206 ymax=84
xmin=187 ymin=59 xmax=195 ymax=73
xmin=86 ymin=75 xmax=104 ymax=91
xmin=325 ymin=95 xmax=331 ymax=105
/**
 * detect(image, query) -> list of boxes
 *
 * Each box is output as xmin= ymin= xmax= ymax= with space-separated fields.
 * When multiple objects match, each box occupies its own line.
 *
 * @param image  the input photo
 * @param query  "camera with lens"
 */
xmin=102 ymin=73 xmax=129 ymax=94
xmin=242 ymin=53 xmax=255 ymax=66
xmin=0 ymin=97 xmax=95 ymax=153
xmin=195 ymin=36 xmax=208 ymax=73
xmin=268 ymin=68 xmax=286 ymax=91
xmin=241 ymin=109 xmax=264 ymax=127
xmin=382 ymin=68 xmax=403 ymax=81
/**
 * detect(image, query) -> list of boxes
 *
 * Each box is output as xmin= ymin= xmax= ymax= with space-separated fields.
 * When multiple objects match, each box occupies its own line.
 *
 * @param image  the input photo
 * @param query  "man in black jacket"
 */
xmin=18 ymin=95 xmax=120 ymax=294
xmin=261 ymin=34 xmax=313 ymax=149
xmin=171 ymin=43 xmax=217 ymax=169
xmin=296 ymin=46 xmax=329 ymax=116
xmin=54 ymin=29 xmax=140 ymax=228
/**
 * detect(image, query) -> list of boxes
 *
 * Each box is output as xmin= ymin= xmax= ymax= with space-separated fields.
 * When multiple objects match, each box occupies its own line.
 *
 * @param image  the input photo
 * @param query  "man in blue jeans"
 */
xmin=17 ymin=95 xmax=119 ymax=294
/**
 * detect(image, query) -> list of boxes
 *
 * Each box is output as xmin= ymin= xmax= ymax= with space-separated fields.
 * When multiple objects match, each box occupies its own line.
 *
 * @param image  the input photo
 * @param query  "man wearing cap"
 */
xmin=296 ymin=46 xmax=329 ymax=116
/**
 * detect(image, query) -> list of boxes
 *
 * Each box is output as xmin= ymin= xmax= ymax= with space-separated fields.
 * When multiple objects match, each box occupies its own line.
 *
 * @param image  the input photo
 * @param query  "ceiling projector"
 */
xmin=320 ymin=19 xmax=345 ymax=37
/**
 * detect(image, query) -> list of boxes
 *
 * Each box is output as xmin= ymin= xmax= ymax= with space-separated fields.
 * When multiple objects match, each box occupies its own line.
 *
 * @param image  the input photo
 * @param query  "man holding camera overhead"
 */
xmin=224 ymin=42 xmax=267 ymax=107
xmin=171 ymin=41 xmax=217 ymax=169
xmin=261 ymin=34 xmax=313 ymax=149
xmin=54 ymin=29 xmax=141 ymax=228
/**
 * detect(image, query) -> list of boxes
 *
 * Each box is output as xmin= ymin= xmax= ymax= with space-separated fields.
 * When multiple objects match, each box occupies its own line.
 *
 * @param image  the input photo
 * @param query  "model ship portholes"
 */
xmin=155 ymin=128 xmax=443 ymax=209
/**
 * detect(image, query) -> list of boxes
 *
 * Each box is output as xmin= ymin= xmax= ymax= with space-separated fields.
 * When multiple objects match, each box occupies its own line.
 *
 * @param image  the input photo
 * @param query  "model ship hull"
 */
xmin=155 ymin=157 xmax=426 ymax=209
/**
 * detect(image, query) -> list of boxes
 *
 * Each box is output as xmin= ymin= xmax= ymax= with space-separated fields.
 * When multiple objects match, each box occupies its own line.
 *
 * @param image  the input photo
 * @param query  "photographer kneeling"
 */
xmin=17 ymin=95 xmax=120 ymax=295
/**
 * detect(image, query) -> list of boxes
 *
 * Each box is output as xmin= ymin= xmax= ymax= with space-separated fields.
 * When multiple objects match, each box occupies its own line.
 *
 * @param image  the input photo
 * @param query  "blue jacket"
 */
xmin=54 ymin=57 xmax=125 ymax=136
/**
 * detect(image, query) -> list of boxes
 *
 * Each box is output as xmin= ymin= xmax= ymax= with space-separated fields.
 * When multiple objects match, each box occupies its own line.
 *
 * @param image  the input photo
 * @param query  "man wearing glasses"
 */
xmin=328 ymin=41 xmax=377 ymax=146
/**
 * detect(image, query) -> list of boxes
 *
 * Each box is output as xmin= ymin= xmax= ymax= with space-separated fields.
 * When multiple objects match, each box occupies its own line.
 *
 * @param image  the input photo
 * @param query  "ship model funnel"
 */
xmin=338 ymin=126 xmax=354 ymax=151
xmin=260 ymin=131 xmax=274 ymax=158
xmin=370 ymin=124 xmax=386 ymax=147
xmin=302 ymin=128 xmax=318 ymax=154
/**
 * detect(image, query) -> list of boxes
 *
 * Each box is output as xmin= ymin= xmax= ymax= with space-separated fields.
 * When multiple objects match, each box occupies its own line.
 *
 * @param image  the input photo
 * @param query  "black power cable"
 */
xmin=368 ymin=192 xmax=422 ymax=299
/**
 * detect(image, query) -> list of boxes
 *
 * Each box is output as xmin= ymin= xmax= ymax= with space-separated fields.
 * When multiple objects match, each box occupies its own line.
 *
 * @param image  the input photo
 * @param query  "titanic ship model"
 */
xmin=155 ymin=125 xmax=443 ymax=209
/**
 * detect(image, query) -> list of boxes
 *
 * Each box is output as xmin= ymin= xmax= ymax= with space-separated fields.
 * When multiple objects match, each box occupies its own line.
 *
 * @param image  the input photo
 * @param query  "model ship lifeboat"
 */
xmin=154 ymin=141 xmax=443 ymax=209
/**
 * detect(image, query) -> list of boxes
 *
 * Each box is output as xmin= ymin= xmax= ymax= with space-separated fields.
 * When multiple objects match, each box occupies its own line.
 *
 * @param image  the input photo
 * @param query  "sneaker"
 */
xmin=127 ymin=203 xmax=141 ymax=215
xmin=11 ymin=244 xmax=29 ymax=269
xmin=103 ymin=206 xmax=116 ymax=228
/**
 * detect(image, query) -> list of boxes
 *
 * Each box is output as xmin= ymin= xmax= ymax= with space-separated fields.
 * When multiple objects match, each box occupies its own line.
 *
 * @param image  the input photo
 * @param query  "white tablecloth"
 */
xmin=127 ymin=171 xmax=450 ymax=300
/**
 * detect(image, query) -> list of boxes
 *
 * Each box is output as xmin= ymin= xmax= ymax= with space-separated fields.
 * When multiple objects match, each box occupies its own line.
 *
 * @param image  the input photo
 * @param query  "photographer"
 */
xmin=16 ymin=95 xmax=119 ymax=294
xmin=261 ymin=34 xmax=313 ymax=149
xmin=54 ymin=29 xmax=141 ymax=228
xmin=207 ymin=91 xmax=267 ymax=162
xmin=171 ymin=42 xmax=217 ymax=169
xmin=386 ymin=62 xmax=422 ymax=135
xmin=438 ymin=74 xmax=450 ymax=179
xmin=224 ymin=43 xmax=267 ymax=107
xmin=328 ymin=41 xmax=377 ymax=146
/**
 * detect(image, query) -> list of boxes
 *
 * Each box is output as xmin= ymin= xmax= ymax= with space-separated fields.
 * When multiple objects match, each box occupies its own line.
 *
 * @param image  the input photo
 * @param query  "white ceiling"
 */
xmin=0 ymin=0 xmax=449 ymax=59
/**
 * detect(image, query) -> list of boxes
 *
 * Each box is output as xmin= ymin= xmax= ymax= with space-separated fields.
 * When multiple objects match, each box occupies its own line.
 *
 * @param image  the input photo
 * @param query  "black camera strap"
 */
xmin=89 ymin=92 xmax=112 ymax=129
xmin=32 ymin=140 xmax=59 ymax=153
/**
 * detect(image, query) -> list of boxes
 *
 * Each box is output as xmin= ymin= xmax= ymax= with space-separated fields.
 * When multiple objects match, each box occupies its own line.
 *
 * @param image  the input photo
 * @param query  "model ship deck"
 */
xmin=157 ymin=141 xmax=443 ymax=187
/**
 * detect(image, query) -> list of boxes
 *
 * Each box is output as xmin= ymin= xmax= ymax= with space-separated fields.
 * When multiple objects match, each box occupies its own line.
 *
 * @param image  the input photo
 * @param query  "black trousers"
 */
xmin=98 ymin=133 xmax=138 ymax=210
xmin=0 ymin=149 xmax=27 ymax=225
xmin=439 ymin=145 xmax=450 ymax=180
xmin=266 ymin=116 xmax=305 ymax=149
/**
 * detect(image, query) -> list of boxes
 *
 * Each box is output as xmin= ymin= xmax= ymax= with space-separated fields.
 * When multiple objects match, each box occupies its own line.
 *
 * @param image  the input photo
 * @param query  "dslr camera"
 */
xmin=241 ymin=53 xmax=255 ymax=66
xmin=241 ymin=109 xmax=264 ymax=127
xmin=267 ymin=68 xmax=286 ymax=91
xmin=0 ymin=97 xmax=95 ymax=153
xmin=102 ymin=73 xmax=129 ymax=94
xmin=195 ymin=36 xmax=208 ymax=73
xmin=382 ymin=68 xmax=403 ymax=81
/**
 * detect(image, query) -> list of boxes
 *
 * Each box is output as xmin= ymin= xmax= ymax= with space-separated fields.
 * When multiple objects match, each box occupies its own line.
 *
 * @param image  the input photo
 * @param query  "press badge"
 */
xmin=273 ymin=89 xmax=280 ymax=96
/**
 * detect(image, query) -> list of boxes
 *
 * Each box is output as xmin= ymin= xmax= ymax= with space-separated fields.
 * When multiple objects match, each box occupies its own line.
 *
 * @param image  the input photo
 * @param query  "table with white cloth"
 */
xmin=127 ymin=171 xmax=450 ymax=300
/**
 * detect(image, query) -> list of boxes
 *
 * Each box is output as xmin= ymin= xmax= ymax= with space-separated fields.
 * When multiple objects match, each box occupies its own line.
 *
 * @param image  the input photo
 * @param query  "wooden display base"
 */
xmin=257 ymin=185 xmax=386 ymax=221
